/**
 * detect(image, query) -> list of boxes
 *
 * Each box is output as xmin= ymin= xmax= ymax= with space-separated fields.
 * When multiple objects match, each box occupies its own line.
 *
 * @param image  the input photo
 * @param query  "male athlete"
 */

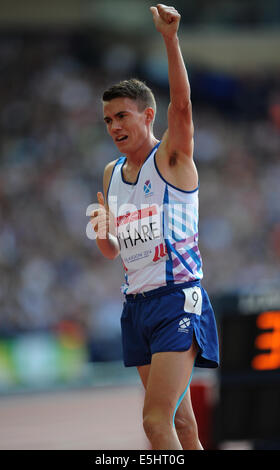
xmin=90 ymin=4 xmax=219 ymax=450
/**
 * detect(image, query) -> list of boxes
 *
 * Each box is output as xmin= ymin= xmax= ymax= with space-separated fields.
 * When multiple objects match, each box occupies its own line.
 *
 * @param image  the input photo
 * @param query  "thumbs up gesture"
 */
xmin=90 ymin=192 xmax=110 ymax=239
xmin=97 ymin=191 xmax=105 ymax=208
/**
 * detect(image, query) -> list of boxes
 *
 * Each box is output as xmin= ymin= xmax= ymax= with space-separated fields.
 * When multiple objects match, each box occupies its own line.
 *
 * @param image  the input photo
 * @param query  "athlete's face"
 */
xmin=103 ymin=98 xmax=153 ymax=154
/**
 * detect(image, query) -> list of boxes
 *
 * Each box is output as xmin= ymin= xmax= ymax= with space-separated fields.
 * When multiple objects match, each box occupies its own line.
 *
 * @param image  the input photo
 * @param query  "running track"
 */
xmin=0 ymin=385 xmax=149 ymax=450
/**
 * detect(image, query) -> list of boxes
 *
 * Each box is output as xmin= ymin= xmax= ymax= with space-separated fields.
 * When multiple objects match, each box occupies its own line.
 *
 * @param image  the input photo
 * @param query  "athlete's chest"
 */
xmin=121 ymin=164 xmax=139 ymax=185
xmin=110 ymin=158 xmax=165 ymax=268
xmin=120 ymin=168 xmax=164 ymax=211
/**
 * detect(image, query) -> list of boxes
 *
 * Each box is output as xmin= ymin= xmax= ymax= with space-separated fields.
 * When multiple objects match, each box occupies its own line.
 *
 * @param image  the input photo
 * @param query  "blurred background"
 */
xmin=0 ymin=0 xmax=280 ymax=450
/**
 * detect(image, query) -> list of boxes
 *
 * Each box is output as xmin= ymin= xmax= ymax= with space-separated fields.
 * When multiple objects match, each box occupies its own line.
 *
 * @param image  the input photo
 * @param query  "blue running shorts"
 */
xmin=121 ymin=280 xmax=219 ymax=368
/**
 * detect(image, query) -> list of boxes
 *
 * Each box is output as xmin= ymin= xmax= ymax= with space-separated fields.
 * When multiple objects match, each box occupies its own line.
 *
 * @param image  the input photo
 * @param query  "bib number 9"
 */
xmin=183 ymin=286 xmax=202 ymax=316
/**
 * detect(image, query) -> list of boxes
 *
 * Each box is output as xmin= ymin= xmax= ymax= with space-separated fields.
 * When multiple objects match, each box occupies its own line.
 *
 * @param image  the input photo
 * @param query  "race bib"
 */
xmin=183 ymin=286 xmax=202 ymax=315
xmin=117 ymin=204 xmax=165 ymax=270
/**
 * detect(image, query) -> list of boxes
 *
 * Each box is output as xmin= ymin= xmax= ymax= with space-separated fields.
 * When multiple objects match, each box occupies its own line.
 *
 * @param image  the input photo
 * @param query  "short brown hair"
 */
xmin=102 ymin=78 xmax=156 ymax=116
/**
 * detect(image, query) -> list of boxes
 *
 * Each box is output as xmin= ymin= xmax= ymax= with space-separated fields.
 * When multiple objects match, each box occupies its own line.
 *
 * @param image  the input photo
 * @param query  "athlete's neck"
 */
xmin=125 ymin=136 xmax=159 ymax=169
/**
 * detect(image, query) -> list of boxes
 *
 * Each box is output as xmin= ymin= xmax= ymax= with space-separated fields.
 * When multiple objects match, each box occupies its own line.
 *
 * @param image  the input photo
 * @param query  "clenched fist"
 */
xmin=150 ymin=4 xmax=181 ymax=39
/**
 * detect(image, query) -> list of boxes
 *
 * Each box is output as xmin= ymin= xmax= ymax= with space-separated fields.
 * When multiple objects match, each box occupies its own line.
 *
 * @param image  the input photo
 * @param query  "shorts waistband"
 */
xmin=125 ymin=280 xmax=201 ymax=303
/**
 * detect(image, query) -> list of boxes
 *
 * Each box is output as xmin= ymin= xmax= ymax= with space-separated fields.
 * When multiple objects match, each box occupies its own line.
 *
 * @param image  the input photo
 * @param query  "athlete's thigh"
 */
xmin=143 ymin=343 xmax=197 ymax=419
xmin=137 ymin=364 xmax=150 ymax=389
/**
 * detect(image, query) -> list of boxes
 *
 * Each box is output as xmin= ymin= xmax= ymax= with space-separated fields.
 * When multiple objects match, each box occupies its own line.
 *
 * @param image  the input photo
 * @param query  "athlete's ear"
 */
xmin=144 ymin=107 xmax=155 ymax=127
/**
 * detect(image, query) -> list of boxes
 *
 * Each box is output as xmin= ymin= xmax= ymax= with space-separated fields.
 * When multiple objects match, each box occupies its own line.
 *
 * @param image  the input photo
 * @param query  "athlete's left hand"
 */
xmin=150 ymin=4 xmax=181 ymax=39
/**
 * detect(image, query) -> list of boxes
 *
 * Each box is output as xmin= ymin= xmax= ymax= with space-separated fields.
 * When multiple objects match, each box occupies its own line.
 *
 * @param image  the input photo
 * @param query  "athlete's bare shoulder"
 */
xmin=104 ymin=159 xmax=118 ymax=178
xmin=103 ymin=159 xmax=118 ymax=206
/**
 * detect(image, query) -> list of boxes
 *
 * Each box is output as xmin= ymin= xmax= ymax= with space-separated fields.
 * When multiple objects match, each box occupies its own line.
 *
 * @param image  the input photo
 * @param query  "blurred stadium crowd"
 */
xmin=0 ymin=33 xmax=279 ymax=358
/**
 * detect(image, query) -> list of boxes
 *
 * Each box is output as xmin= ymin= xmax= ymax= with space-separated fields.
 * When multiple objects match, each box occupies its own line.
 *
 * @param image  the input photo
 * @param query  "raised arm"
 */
xmin=150 ymin=4 xmax=194 ymax=161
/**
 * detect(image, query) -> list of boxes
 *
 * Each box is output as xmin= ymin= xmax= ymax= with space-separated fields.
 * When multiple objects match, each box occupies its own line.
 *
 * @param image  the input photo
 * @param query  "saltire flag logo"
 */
xmin=144 ymin=180 xmax=152 ymax=194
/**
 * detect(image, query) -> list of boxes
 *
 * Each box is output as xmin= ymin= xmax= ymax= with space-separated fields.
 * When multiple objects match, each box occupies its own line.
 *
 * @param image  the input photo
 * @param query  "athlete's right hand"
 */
xmin=90 ymin=192 xmax=110 ymax=239
xmin=150 ymin=4 xmax=181 ymax=39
